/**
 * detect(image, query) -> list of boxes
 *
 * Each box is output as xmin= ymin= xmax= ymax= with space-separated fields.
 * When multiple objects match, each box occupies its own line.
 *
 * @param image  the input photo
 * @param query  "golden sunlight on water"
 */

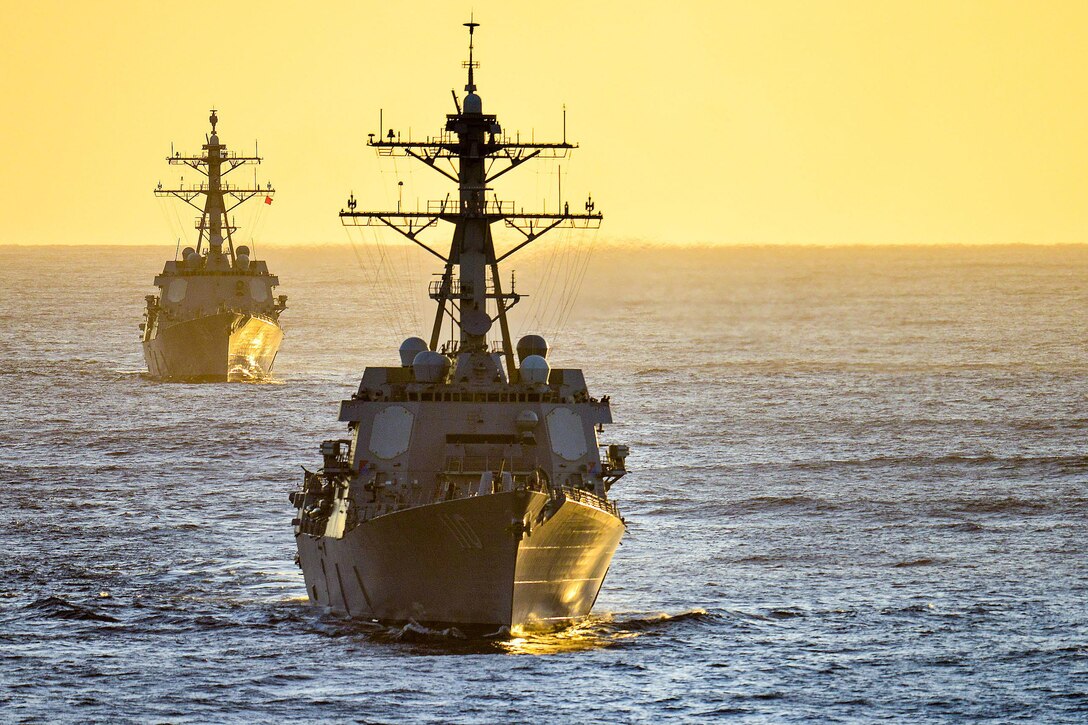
xmin=501 ymin=610 xmax=710 ymax=655
xmin=1 ymin=244 xmax=1085 ymax=720
xmin=499 ymin=629 xmax=641 ymax=656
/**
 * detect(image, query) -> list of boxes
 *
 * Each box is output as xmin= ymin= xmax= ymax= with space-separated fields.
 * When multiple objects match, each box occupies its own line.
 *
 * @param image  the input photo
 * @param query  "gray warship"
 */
xmin=290 ymin=22 xmax=629 ymax=633
xmin=142 ymin=111 xmax=287 ymax=381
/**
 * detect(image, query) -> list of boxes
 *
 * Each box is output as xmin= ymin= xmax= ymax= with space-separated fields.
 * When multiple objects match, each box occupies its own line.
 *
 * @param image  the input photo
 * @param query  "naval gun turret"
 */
xmin=142 ymin=111 xmax=287 ymax=381
xmin=291 ymin=22 xmax=628 ymax=633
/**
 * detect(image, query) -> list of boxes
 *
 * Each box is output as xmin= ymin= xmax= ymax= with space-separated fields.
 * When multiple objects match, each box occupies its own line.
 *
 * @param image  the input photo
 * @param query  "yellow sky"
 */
xmin=1 ymin=1 xmax=1086 ymax=246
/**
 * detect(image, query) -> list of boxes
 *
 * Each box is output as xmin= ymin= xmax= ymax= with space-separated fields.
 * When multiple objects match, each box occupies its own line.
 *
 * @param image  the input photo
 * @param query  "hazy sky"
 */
xmin=2 ymin=1 xmax=1086 ymax=246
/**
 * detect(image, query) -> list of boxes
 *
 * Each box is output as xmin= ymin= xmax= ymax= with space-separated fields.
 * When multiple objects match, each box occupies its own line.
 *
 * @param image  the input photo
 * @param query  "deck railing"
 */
xmin=558 ymin=486 xmax=620 ymax=518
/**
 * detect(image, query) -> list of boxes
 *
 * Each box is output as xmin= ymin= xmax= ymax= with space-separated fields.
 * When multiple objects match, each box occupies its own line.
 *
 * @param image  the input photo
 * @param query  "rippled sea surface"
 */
xmin=1 ymin=243 xmax=1086 ymax=723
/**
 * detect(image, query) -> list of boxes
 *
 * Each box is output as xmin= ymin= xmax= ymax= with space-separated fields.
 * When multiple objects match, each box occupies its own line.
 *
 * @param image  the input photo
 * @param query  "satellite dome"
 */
xmin=236 ymin=253 xmax=250 ymax=271
xmin=235 ymin=245 xmax=250 ymax=257
xmin=209 ymin=133 xmax=219 ymax=145
xmin=515 ymin=410 xmax=540 ymax=431
xmin=399 ymin=337 xmax=429 ymax=367
xmin=516 ymin=334 xmax=549 ymax=362
xmin=184 ymin=250 xmax=201 ymax=266
xmin=412 ymin=350 xmax=450 ymax=383
xmin=181 ymin=246 xmax=196 ymax=259
xmin=520 ymin=354 xmax=550 ymax=384
xmin=464 ymin=93 xmax=482 ymax=114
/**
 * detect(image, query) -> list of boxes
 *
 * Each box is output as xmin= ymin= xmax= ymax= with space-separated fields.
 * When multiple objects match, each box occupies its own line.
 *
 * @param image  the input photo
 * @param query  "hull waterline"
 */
xmin=296 ymin=489 xmax=624 ymax=633
xmin=143 ymin=311 xmax=283 ymax=381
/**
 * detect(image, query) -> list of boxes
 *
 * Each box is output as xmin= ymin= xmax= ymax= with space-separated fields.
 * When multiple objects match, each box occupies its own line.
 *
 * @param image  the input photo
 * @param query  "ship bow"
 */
xmin=298 ymin=490 xmax=623 ymax=632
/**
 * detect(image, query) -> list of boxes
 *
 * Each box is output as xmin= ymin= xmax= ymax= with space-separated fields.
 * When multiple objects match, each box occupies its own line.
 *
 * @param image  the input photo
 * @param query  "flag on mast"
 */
xmin=265 ymin=195 xmax=273 ymax=205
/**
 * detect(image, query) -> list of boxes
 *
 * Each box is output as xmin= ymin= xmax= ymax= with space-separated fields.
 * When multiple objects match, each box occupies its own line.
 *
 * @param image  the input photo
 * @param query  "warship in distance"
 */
xmin=291 ymin=22 xmax=629 ymax=633
xmin=142 ymin=111 xmax=287 ymax=381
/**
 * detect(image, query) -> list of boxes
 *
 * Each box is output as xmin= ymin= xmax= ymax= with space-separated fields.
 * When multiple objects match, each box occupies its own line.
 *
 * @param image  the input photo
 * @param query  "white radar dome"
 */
xmin=412 ymin=350 xmax=450 ymax=383
xmin=236 ymin=253 xmax=250 ymax=271
xmin=520 ymin=354 xmax=550 ymax=385
xmin=517 ymin=334 xmax=549 ymax=362
xmin=184 ymin=251 xmax=201 ymax=266
xmin=464 ymin=93 xmax=483 ymax=114
xmin=399 ymin=337 xmax=429 ymax=367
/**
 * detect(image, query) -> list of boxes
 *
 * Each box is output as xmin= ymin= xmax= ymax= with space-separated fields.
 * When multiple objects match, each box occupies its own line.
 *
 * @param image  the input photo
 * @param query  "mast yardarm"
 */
xmin=340 ymin=22 xmax=602 ymax=376
xmin=155 ymin=111 xmax=275 ymax=269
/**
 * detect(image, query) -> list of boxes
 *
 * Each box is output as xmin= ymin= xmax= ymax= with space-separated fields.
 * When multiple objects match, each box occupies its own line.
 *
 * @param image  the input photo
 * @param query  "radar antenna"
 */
xmin=155 ymin=110 xmax=274 ymax=268
xmin=341 ymin=21 xmax=602 ymax=377
xmin=464 ymin=17 xmax=479 ymax=93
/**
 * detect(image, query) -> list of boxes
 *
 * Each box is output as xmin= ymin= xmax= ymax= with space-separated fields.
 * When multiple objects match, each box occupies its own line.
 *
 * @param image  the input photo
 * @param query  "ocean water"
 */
xmin=0 ymin=243 xmax=1085 ymax=723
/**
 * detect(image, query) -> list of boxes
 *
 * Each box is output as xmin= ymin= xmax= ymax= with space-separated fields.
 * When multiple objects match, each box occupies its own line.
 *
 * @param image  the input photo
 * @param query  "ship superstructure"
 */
xmin=142 ymin=111 xmax=287 ymax=381
xmin=291 ymin=22 xmax=629 ymax=633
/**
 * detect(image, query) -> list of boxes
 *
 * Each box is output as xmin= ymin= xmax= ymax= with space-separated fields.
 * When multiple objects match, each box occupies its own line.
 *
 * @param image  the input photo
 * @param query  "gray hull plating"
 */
xmin=143 ymin=312 xmax=283 ymax=381
xmin=297 ymin=490 xmax=624 ymax=631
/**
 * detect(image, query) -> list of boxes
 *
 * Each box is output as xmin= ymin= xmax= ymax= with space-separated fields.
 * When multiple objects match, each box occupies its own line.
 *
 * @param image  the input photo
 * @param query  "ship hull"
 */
xmin=143 ymin=311 xmax=283 ymax=382
xmin=296 ymin=490 xmax=624 ymax=632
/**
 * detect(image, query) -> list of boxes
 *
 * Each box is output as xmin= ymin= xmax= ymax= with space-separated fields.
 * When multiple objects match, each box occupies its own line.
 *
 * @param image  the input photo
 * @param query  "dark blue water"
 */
xmin=1 ymin=244 xmax=1086 ymax=722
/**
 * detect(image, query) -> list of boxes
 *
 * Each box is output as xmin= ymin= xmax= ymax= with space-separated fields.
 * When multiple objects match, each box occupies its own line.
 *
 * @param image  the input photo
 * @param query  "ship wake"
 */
xmin=306 ymin=608 xmax=722 ymax=654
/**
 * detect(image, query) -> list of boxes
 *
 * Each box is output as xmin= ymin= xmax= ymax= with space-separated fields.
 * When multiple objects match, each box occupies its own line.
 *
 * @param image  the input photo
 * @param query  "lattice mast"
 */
xmin=155 ymin=110 xmax=274 ymax=268
xmin=340 ymin=21 xmax=601 ymax=378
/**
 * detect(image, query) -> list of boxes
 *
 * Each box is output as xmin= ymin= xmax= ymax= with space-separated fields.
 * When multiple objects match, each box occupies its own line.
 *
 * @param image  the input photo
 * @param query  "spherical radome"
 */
xmin=412 ymin=350 xmax=450 ymax=383
xmin=517 ymin=334 xmax=549 ymax=362
xmin=520 ymin=354 xmax=550 ymax=384
xmin=399 ymin=337 xmax=429 ymax=367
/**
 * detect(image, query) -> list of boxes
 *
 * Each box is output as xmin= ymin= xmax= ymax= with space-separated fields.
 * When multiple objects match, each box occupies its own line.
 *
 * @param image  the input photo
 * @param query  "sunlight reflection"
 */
xmin=498 ymin=616 xmax=643 ymax=655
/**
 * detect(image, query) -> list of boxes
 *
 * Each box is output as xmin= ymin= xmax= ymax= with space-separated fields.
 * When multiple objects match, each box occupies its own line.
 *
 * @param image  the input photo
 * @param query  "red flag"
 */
xmin=264 ymin=195 xmax=273 ymax=205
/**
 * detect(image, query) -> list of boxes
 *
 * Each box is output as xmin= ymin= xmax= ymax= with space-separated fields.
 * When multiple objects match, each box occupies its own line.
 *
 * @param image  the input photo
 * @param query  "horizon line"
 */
xmin=2 ymin=240 xmax=1086 ymax=250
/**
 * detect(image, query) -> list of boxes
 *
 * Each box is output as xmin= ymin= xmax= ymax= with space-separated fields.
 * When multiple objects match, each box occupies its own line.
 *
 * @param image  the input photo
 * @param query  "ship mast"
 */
xmin=155 ymin=110 xmax=274 ymax=269
xmin=340 ymin=21 xmax=601 ymax=379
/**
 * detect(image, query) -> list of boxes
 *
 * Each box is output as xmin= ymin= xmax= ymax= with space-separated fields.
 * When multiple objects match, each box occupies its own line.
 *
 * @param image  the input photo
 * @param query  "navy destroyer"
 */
xmin=291 ymin=22 xmax=629 ymax=633
xmin=142 ymin=111 xmax=287 ymax=381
